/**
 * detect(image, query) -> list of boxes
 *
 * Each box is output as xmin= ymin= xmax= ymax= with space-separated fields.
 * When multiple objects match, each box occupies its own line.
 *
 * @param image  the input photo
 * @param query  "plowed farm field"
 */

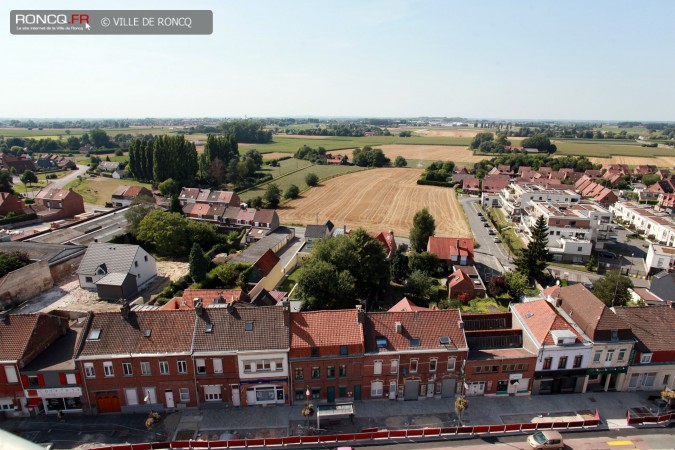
xmin=278 ymin=168 xmax=471 ymax=238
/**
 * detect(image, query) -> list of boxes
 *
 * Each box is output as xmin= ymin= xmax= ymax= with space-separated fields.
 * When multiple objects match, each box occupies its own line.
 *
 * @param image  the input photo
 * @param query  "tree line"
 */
xmin=128 ymin=135 xmax=197 ymax=186
xmin=220 ymin=120 xmax=272 ymax=143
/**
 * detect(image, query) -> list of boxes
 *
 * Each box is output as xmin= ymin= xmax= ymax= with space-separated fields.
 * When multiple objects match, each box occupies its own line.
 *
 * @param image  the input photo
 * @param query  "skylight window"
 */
xmin=205 ymin=323 xmax=213 ymax=333
xmin=376 ymin=337 xmax=387 ymax=348
xmin=409 ymin=338 xmax=421 ymax=347
xmin=244 ymin=322 xmax=253 ymax=331
xmin=87 ymin=329 xmax=101 ymax=341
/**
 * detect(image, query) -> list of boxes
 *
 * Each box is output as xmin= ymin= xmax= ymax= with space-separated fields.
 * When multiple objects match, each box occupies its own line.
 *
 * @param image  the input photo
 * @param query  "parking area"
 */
xmin=597 ymin=226 xmax=650 ymax=277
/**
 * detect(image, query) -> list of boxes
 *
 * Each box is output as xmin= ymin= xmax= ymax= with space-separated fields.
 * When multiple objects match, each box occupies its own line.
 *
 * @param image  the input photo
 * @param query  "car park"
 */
xmin=527 ymin=430 xmax=564 ymax=449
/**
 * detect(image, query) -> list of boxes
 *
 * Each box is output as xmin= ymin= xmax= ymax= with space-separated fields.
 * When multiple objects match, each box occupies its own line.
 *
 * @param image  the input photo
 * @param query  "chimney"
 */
xmin=226 ymin=302 xmax=234 ymax=314
xmin=395 ymin=321 xmax=403 ymax=333
xmin=389 ymin=229 xmax=394 ymax=236
xmin=356 ymin=304 xmax=364 ymax=324
xmin=194 ymin=298 xmax=203 ymax=315
xmin=458 ymin=321 xmax=464 ymax=329
xmin=120 ymin=302 xmax=130 ymax=319
xmin=343 ymin=224 xmax=347 ymax=234
xmin=282 ymin=301 xmax=290 ymax=327
xmin=0 ymin=311 xmax=9 ymax=325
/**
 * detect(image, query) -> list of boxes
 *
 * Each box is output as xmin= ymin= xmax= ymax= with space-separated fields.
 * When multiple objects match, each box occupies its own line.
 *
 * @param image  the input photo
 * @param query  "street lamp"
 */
xmin=304 ymin=386 xmax=312 ymax=429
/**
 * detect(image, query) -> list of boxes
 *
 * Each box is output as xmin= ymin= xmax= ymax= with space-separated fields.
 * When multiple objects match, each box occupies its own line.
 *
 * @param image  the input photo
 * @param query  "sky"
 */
xmin=1 ymin=0 xmax=674 ymax=120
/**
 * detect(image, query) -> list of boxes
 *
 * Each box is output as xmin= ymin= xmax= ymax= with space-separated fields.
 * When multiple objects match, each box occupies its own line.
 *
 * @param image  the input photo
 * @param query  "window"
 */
xmin=295 ymin=368 xmax=304 ymax=380
xmin=134 ymin=261 xmax=138 ymax=267
xmin=410 ymin=359 xmax=419 ymax=373
xmin=141 ymin=361 xmax=152 ymax=375
xmin=244 ymin=322 xmax=253 ymax=331
xmin=339 ymin=386 xmax=347 ymax=398
xmin=593 ymin=350 xmax=602 ymax=362
xmin=327 ymin=366 xmax=335 ymax=379
xmin=159 ymin=361 xmax=169 ymax=375
xmin=85 ymin=276 xmax=93 ymax=283
xmin=103 ymin=362 xmax=114 ymax=377
xmin=66 ymin=373 xmax=77 ymax=384
xmin=295 ymin=390 xmax=305 ymax=401
xmin=196 ymin=359 xmax=206 ymax=374
xmin=244 ymin=361 xmax=252 ymax=373
xmin=573 ymin=355 xmax=583 ymax=368
xmin=259 ymin=360 xmax=271 ymax=372
xmin=3 ymin=366 xmax=18 ymax=384
xmin=213 ymin=358 xmax=223 ymax=374
xmin=177 ymin=360 xmax=188 ymax=374
xmin=373 ymin=361 xmax=382 ymax=375
xmin=543 ymin=357 xmax=552 ymax=370
xmin=144 ymin=255 xmax=148 ymax=262
xmin=122 ymin=362 xmax=132 ymax=376
xmin=0 ymin=401 xmax=15 ymax=411
xmin=180 ymin=388 xmax=190 ymax=402
xmin=605 ymin=350 xmax=614 ymax=362
xmin=618 ymin=349 xmax=626 ymax=362
xmin=311 ymin=347 xmax=319 ymax=357
xmin=429 ymin=359 xmax=437 ymax=373
xmin=644 ymin=373 xmax=656 ymax=387
xmin=87 ymin=328 xmax=101 ymax=341
xmin=204 ymin=385 xmax=221 ymax=401
xmin=577 ymin=247 xmax=582 ymax=252
xmin=84 ymin=363 xmax=95 ymax=378
xmin=409 ymin=338 xmax=421 ymax=347
xmin=339 ymin=365 xmax=347 ymax=378
xmin=390 ymin=359 xmax=398 ymax=374
xmin=611 ymin=329 xmax=619 ymax=341
xmin=640 ymin=353 xmax=653 ymax=364
xmin=371 ymin=381 xmax=383 ymax=397
xmin=557 ymin=357 xmax=568 ymax=370
xmin=629 ymin=373 xmax=640 ymax=388
xmin=273 ymin=359 xmax=283 ymax=371
xmin=447 ymin=357 xmax=456 ymax=372
xmin=125 ymin=388 xmax=139 ymax=406
xmin=311 ymin=388 xmax=321 ymax=400
xmin=311 ymin=367 xmax=320 ymax=379
xmin=27 ymin=375 xmax=39 ymax=386
xmin=340 ymin=345 xmax=348 ymax=356
xmin=663 ymin=374 xmax=670 ymax=387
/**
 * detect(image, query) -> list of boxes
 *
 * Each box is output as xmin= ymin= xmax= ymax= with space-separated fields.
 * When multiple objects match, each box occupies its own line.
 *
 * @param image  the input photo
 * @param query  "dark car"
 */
xmin=480 ymin=217 xmax=487 ymax=222
xmin=488 ymin=229 xmax=495 ymax=235
xmin=477 ymin=212 xmax=483 ymax=217
xmin=599 ymin=251 xmax=617 ymax=259
xmin=484 ymin=223 xmax=490 ymax=227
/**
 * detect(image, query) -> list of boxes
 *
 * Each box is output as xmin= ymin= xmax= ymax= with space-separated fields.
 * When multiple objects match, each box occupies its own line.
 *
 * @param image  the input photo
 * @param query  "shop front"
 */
xmin=242 ymin=379 xmax=287 ymax=406
xmin=25 ymin=387 xmax=84 ymax=414
xmin=586 ymin=366 xmax=627 ymax=392
xmin=533 ymin=369 xmax=587 ymax=395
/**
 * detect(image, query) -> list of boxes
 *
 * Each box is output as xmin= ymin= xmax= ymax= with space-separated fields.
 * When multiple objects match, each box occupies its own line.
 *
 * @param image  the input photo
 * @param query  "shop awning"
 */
xmin=586 ymin=366 xmax=628 ymax=375
xmin=26 ymin=397 xmax=41 ymax=407
xmin=316 ymin=403 xmax=354 ymax=428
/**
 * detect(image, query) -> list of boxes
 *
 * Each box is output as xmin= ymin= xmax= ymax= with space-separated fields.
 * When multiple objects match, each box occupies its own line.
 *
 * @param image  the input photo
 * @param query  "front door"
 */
xmin=389 ymin=381 xmax=397 ymax=400
xmin=231 ymin=385 xmax=241 ymax=406
xmin=326 ymin=386 xmax=335 ymax=404
xmin=404 ymin=380 xmax=420 ymax=400
xmin=354 ymin=384 xmax=361 ymax=401
xmin=165 ymin=390 xmax=175 ymax=408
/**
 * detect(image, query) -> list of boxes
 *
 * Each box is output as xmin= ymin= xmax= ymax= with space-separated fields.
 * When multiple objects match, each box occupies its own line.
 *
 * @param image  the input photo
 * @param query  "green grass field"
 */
xmin=0 ymin=127 xmax=176 ymax=139
xmin=239 ymin=162 xmax=366 ymax=201
xmin=594 ymin=126 xmax=652 ymax=134
xmin=64 ymin=177 xmax=152 ymax=205
xmin=552 ymin=140 xmax=675 ymax=157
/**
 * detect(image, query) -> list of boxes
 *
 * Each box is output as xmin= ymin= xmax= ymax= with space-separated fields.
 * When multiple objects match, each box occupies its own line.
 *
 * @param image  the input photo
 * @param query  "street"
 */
xmin=357 ymin=428 xmax=675 ymax=449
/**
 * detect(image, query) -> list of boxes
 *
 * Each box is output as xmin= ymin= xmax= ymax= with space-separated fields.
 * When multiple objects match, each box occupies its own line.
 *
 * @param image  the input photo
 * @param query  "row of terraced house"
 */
xmin=1 ymin=288 xmax=673 ymax=417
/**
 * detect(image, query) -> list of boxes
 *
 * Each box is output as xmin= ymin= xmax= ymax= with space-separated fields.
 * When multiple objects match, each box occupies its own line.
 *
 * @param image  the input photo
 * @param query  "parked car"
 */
xmin=627 ymin=233 xmax=639 ymax=239
xmin=527 ymin=430 xmax=564 ymax=449
xmin=484 ymin=223 xmax=490 ymax=227
xmin=493 ymin=237 xmax=501 ymax=243
xmin=477 ymin=212 xmax=483 ymax=217
xmin=488 ymin=229 xmax=495 ymax=235
xmin=480 ymin=217 xmax=487 ymax=222
xmin=599 ymin=251 xmax=617 ymax=259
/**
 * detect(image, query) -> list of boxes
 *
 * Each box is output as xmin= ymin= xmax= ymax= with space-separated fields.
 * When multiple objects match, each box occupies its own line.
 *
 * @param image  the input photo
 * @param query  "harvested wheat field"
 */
xmin=415 ymin=128 xmax=482 ymax=138
xmin=339 ymin=145 xmax=483 ymax=163
xmin=279 ymin=168 xmax=471 ymax=238
xmin=262 ymin=152 xmax=292 ymax=160
xmin=588 ymin=156 xmax=675 ymax=168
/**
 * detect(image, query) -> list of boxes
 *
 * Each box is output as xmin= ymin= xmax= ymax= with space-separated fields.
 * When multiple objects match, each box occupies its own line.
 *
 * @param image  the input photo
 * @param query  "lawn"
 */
xmin=239 ymin=163 xmax=366 ymax=201
xmin=552 ymin=139 xmax=674 ymax=158
xmin=488 ymin=207 xmax=526 ymax=254
xmin=64 ymin=177 xmax=152 ymax=205
xmin=35 ymin=170 xmax=70 ymax=181
xmin=0 ymin=127 xmax=176 ymax=139
xmin=460 ymin=296 xmax=510 ymax=313
xmin=279 ymin=266 xmax=304 ymax=293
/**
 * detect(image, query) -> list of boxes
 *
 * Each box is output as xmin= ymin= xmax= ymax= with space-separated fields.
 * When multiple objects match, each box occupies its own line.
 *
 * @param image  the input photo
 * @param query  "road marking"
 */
xmin=607 ymin=441 xmax=634 ymax=446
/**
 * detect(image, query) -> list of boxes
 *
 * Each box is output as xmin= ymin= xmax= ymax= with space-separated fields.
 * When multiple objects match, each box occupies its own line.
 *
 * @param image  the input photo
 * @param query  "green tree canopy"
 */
xmin=264 ymin=183 xmax=282 ymax=208
xmin=408 ymin=251 xmax=442 ymax=277
xmin=394 ymin=155 xmax=408 ymax=167
xmin=470 ymin=132 xmax=494 ymax=149
xmin=505 ymin=271 xmax=527 ymax=300
xmin=305 ymin=172 xmax=319 ymax=187
xmin=409 ymin=208 xmax=436 ymax=252
xmin=404 ymin=270 xmax=435 ymax=306
xmin=520 ymin=134 xmax=557 ymax=153
xmin=125 ymin=195 xmax=156 ymax=236
xmin=158 ymin=178 xmax=181 ymax=197
xmin=515 ymin=215 xmax=550 ymax=283
xmin=284 ymin=184 xmax=300 ymax=199
xmin=189 ymin=243 xmax=210 ymax=283
xmin=592 ymin=269 xmax=633 ymax=307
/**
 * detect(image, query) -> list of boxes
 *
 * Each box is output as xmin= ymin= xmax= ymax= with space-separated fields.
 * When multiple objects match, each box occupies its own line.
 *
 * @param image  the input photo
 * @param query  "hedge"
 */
xmin=416 ymin=179 xmax=456 ymax=188
xmin=0 ymin=212 xmax=37 ymax=226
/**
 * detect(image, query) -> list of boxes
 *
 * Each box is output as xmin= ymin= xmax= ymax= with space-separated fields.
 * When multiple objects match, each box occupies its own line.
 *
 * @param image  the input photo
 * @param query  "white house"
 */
xmin=511 ymin=300 xmax=593 ymax=395
xmin=644 ymin=242 xmax=675 ymax=275
xmin=76 ymin=244 xmax=157 ymax=299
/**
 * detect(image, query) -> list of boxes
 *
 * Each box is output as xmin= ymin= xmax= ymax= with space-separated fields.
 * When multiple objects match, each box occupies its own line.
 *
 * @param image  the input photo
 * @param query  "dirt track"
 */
xmin=278 ymin=168 xmax=471 ymax=238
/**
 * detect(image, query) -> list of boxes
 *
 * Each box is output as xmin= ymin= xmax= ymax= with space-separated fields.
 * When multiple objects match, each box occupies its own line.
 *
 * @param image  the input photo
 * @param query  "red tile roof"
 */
xmin=427 ymin=236 xmax=474 ymax=261
xmin=0 ymin=313 xmax=68 ymax=366
xmin=375 ymin=231 xmax=397 ymax=254
xmin=161 ymin=289 xmax=247 ymax=309
xmin=255 ymin=249 xmax=280 ymax=276
xmin=482 ymin=174 xmax=510 ymax=193
xmin=388 ymin=297 xmax=429 ymax=312
xmin=290 ymin=310 xmax=364 ymax=350
xmin=364 ymin=310 xmax=466 ymax=352
xmin=511 ymin=300 xmax=582 ymax=346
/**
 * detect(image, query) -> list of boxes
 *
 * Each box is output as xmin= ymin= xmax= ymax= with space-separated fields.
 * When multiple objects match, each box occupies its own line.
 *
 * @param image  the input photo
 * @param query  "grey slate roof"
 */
xmin=97 ymin=272 xmax=134 ymax=286
xmin=229 ymin=227 xmax=293 ymax=265
xmin=305 ymin=225 xmax=327 ymax=239
xmin=77 ymin=243 xmax=141 ymax=275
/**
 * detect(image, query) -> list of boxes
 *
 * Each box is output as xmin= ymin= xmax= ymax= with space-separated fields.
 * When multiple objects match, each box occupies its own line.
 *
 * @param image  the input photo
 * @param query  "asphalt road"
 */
xmin=356 ymin=427 xmax=675 ymax=449
xmin=459 ymin=196 xmax=515 ymax=280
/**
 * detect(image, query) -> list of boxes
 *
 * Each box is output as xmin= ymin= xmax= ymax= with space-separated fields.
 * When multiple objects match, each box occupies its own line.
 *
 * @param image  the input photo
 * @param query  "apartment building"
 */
xmin=493 ymin=183 xmax=580 ymax=219
xmin=610 ymin=202 xmax=675 ymax=246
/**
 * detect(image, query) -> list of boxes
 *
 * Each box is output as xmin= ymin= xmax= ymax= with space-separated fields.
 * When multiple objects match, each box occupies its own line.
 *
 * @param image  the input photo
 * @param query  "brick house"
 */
xmin=289 ymin=309 xmax=365 ymax=406
xmin=193 ymin=304 xmax=290 ymax=407
xmin=447 ymin=266 xmax=486 ymax=301
xmin=613 ymin=305 xmax=675 ymax=392
xmin=20 ymin=313 xmax=89 ymax=415
xmin=0 ymin=156 xmax=36 ymax=173
xmin=33 ymin=189 xmax=85 ymax=222
xmin=463 ymin=313 xmax=536 ymax=397
xmin=0 ymin=192 xmax=25 ymax=216
xmin=76 ymin=307 xmax=197 ymax=414
xmin=110 ymin=185 xmax=153 ymax=207
xmin=0 ymin=313 xmax=69 ymax=417
xmin=375 ymin=230 xmax=397 ymax=261
xmin=362 ymin=310 xmax=467 ymax=401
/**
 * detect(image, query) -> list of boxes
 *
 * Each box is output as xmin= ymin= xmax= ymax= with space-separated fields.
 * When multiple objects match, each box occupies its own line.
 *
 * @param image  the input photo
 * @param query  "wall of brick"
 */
xmin=49 ymin=254 xmax=84 ymax=283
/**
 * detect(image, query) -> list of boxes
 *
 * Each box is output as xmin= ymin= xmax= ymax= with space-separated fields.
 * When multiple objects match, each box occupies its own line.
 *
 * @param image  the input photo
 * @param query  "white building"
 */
xmin=644 ymin=242 xmax=675 ymax=274
xmin=511 ymin=300 xmax=592 ymax=395
xmin=610 ymin=202 xmax=675 ymax=246
xmin=496 ymin=183 xmax=580 ymax=219
xmin=76 ymin=244 xmax=157 ymax=294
